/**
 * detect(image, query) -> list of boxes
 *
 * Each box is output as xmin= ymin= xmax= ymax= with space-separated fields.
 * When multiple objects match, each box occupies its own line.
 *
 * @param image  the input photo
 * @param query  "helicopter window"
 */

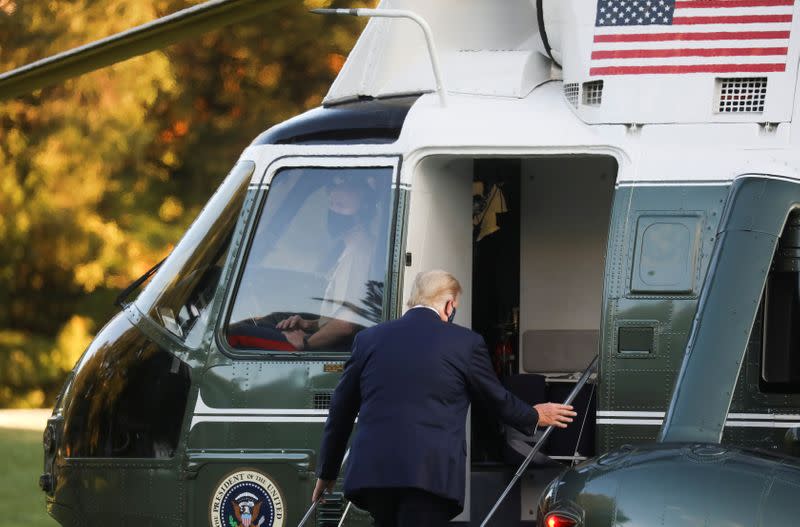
xmin=226 ymin=166 xmax=394 ymax=353
xmin=61 ymin=314 xmax=190 ymax=458
xmin=760 ymin=211 xmax=800 ymax=392
xmin=135 ymin=160 xmax=255 ymax=348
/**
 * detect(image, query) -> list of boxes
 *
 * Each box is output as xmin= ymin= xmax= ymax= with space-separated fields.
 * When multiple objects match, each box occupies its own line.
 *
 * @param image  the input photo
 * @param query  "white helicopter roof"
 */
xmin=245 ymin=81 xmax=800 ymax=189
xmin=243 ymin=0 xmax=800 ymax=189
xmin=324 ymin=0 xmax=553 ymax=103
xmin=325 ymin=0 xmax=800 ymax=125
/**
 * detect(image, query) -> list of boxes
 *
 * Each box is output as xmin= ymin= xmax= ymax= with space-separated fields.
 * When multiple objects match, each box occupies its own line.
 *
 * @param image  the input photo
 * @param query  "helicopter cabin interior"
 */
xmin=404 ymin=155 xmax=617 ymax=477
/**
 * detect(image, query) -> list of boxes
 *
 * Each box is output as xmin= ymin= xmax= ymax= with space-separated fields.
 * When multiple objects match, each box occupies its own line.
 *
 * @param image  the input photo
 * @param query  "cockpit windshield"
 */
xmin=135 ymin=160 xmax=255 ymax=347
xmin=226 ymin=165 xmax=394 ymax=353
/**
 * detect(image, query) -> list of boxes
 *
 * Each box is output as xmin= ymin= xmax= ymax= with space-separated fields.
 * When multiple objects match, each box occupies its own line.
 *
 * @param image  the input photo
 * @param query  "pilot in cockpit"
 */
xmin=275 ymin=174 xmax=379 ymax=350
xmin=226 ymin=169 xmax=385 ymax=352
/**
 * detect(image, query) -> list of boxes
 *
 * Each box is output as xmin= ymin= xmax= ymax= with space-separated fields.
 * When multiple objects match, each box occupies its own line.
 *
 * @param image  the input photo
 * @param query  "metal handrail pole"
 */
xmin=297 ymin=449 xmax=350 ymax=527
xmin=479 ymin=355 xmax=599 ymax=527
xmin=336 ymin=501 xmax=353 ymax=527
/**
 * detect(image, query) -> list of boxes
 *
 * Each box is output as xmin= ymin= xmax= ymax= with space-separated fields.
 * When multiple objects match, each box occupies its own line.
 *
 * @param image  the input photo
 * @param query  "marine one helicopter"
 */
xmin=4 ymin=0 xmax=800 ymax=525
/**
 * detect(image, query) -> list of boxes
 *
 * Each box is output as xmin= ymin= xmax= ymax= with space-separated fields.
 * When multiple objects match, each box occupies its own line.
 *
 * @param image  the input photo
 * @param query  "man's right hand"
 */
xmin=534 ymin=403 xmax=577 ymax=428
xmin=277 ymin=314 xmax=313 ymax=331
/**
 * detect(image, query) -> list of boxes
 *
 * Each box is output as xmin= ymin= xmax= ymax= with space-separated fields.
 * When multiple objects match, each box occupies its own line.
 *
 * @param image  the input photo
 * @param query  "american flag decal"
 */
xmin=591 ymin=0 xmax=795 ymax=75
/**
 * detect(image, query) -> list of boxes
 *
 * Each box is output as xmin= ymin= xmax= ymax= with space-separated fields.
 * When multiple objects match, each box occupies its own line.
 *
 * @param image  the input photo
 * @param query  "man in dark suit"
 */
xmin=313 ymin=270 xmax=576 ymax=526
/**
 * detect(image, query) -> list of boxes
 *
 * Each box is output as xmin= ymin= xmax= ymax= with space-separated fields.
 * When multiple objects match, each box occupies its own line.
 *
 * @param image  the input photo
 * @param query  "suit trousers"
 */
xmin=357 ymin=487 xmax=458 ymax=527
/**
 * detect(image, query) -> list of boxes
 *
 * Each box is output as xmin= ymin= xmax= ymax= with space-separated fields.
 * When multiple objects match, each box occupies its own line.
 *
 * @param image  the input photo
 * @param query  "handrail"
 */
xmin=480 ymin=355 xmax=599 ymax=527
xmin=297 ymin=449 xmax=351 ymax=527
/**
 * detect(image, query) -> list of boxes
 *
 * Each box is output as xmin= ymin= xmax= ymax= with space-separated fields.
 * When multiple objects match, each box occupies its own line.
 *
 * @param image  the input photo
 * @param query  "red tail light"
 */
xmin=545 ymin=513 xmax=578 ymax=527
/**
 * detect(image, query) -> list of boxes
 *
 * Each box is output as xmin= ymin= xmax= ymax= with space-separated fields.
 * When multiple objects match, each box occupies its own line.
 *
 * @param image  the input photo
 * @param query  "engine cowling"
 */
xmin=538 ymin=442 xmax=800 ymax=526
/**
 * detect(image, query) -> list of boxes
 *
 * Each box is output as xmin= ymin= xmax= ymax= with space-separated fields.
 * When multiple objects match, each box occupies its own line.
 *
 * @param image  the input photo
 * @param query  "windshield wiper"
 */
xmin=114 ymin=258 xmax=166 ymax=308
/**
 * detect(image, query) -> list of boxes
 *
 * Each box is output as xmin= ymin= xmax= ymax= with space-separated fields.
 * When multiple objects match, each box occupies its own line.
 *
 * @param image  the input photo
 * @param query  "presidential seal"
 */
xmin=210 ymin=470 xmax=285 ymax=527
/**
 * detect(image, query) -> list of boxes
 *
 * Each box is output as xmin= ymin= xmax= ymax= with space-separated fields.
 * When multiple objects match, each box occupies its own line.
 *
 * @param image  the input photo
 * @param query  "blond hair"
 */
xmin=406 ymin=270 xmax=462 ymax=310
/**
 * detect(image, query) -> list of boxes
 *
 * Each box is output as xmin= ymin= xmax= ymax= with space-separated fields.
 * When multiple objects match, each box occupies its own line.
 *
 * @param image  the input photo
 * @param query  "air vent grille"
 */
xmin=313 ymin=392 xmax=332 ymax=410
xmin=316 ymin=491 xmax=345 ymax=527
xmin=583 ymin=80 xmax=603 ymax=106
xmin=564 ymin=83 xmax=580 ymax=108
xmin=717 ymin=77 xmax=767 ymax=113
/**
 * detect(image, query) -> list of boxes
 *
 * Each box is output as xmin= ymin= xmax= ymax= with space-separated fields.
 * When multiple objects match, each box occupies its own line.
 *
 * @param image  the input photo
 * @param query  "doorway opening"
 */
xmin=404 ymin=154 xmax=617 ymax=470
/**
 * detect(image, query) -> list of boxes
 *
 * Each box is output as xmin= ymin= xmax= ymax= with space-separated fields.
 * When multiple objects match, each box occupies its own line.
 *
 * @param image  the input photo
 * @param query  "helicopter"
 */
xmin=4 ymin=0 xmax=800 ymax=525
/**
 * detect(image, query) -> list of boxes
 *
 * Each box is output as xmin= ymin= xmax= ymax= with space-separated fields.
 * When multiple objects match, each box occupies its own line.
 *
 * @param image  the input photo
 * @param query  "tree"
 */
xmin=0 ymin=0 xmax=373 ymax=407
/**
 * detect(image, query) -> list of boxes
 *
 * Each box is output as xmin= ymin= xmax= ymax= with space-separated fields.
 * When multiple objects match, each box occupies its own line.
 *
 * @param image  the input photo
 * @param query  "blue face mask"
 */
xmin=447 ymin=306 xmax=457 ymax=324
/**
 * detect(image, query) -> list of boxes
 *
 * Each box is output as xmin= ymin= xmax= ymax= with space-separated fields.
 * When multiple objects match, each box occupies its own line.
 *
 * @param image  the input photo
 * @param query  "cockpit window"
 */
xmin=135 ymin=161 xmax=255 ymax=348
xmin=760 ymin=211 xmax=800 ymax=392
xmin=226 ymin=166 xmax=394 ymax=353
xmin=62 ymin=313 xmax=190 ymax=458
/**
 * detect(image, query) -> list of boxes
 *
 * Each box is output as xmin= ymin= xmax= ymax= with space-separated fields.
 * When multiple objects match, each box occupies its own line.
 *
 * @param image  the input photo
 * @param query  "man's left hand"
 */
xmin=312 ymin=478 xmax=336 ymax=503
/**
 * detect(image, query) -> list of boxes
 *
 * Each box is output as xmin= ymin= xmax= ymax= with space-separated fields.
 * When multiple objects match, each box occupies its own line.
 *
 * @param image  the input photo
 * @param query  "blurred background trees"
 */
xmin=0 ymin=0 xmax=374 ymax=407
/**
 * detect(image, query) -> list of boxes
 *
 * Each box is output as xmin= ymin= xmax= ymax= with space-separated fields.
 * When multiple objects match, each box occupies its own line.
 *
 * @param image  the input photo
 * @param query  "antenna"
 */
xmin=312 ymin=8 xmax=448 ymax=107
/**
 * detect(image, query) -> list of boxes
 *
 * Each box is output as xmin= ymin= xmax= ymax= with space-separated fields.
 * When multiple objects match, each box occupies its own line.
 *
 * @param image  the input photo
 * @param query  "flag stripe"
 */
xmin=595 ymin=23 xmax=792 ymax=35
xmin=594 ymin=30 xmax=790 ymax=42
xmin=676 ymin=0 xmax=795 ymax=8
xmin=593 ymin=38 xmax=789 ymax=50
xmin=678 ymin=6 xmax=795 ymax=17
xmin=672 ymin=14 xmax=793 ymax=24
xmin=592 ymin=46 xmax=788 ymax=58
xmin=590 ymin=62 xmax=786 ymax=75
xmin=592 ymin=54 xmax=786 ymax=65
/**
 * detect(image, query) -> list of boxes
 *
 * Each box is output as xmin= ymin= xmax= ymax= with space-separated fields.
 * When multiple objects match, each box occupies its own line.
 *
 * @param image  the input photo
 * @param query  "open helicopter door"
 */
xmin=402 ymin=156 xmax=474 ymax=522
xmin=402 ymin=154 xmax=617 ymax=523
xmin=402 ymin=157 xmax=474 ymax=325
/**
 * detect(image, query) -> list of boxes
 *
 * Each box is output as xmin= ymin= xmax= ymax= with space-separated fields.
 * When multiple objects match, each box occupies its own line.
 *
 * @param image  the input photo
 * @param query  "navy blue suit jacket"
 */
xmin=317 ymin=307 xmax=539 ymax=511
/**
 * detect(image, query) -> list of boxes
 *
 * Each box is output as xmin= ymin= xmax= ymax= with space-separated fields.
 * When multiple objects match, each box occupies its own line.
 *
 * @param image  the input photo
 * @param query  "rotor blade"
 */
xmin=0 ymin=0 xmax=292 ymax=101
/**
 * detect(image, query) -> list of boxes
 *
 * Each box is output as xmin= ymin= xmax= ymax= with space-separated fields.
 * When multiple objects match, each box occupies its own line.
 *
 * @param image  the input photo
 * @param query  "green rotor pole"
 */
xmin=0 ymin=0 xmax=291 ymax=100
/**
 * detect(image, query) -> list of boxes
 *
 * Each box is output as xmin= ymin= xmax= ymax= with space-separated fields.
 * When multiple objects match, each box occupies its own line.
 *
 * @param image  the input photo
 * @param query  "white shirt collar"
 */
xmin=410 ymin=304 xmax=441 ymax=317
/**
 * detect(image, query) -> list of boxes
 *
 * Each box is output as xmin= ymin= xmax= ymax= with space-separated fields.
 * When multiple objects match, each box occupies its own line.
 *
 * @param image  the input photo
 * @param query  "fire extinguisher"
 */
xmin=493 ymin=339 xmax=513 ymax=377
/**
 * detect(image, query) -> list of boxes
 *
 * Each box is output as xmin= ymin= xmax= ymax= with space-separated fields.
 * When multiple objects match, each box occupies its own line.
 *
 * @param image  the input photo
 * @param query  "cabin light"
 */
xmin=545 ymin=513 xmax=578 ymax=527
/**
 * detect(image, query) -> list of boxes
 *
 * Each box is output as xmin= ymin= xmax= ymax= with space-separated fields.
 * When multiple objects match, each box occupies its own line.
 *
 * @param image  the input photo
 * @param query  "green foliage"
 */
xmin=0 ymin=428 xmax=58 ymax=525
xmin=0 ymin=0 xmax=374 ymax=407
